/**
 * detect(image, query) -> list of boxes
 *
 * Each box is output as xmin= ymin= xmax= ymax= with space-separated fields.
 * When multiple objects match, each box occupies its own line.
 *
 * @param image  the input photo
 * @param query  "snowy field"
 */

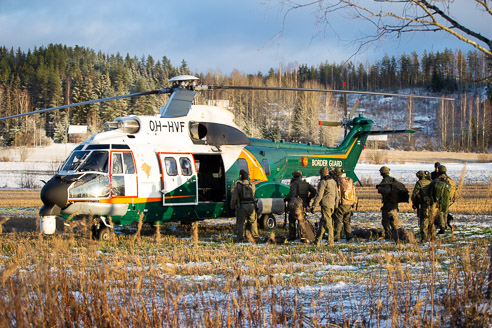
xmin=0 ymin=143 xmax=490 ymax=188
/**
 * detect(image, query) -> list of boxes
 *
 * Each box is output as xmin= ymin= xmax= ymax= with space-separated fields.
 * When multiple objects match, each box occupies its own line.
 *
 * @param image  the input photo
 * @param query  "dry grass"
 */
xmin=0 ymin=182 xmax=490 ymax=326
xmin=0 ymin=220 xmax=490 ymax=327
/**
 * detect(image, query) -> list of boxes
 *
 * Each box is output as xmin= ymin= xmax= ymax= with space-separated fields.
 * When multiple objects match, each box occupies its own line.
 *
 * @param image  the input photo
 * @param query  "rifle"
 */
xmin=284 ymin=200 xmax=288 ymax=227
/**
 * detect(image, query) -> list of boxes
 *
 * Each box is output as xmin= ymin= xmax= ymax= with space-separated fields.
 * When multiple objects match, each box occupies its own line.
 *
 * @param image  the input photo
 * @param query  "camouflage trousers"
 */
xmin=333 ymin=204 xmax=353 ymax=241
xmin=418 ymin=204 xmax=432 ymax=241
xmin=381 ymin=202 xmax=399 ymax=239
xmin=288 ymin=198 xmax=304 ymax=240
xmin=236 ymin=204 xmax=258 ymax=242
xmin=315 ymin=207 xmax=335 ymax=246
xmin=431 ymin=204 xmax=449 ymax=232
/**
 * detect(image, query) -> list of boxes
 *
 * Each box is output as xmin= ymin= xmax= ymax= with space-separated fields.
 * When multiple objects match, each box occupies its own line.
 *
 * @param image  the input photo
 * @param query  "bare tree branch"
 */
xmin=274 ymin=0 xmax=491 ymax=56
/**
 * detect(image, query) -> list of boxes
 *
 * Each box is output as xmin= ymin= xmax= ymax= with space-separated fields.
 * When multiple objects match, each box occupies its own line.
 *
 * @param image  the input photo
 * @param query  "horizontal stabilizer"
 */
xmin=367 ymin=129 xmax=416 ymax=135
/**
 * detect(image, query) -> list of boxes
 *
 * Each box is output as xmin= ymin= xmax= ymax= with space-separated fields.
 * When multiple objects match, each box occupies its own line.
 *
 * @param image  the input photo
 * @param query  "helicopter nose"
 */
xmin=40 ymin=176 xmax=69 ymax=209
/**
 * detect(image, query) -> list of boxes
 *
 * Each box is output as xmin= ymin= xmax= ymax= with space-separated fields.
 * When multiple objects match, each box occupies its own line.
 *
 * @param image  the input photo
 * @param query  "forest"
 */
xmin=0 ymin=43 xmax=490 ymax=152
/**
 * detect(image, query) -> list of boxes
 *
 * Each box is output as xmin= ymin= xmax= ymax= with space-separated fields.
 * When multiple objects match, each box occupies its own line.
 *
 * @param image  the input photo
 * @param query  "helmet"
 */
xmin=292 ymin=170 xmax=302 ymax=178
xmin=319 ymin=167 xmax=329 ymax=176
xmin=334 ymin=168 xmax=345 ymax=176
xmin=434 ymin=162 xmax=441 ymax=169
xmin=438 ymin=165 xmax=447 ymax=173
xmin=424 ymin=171 xmax=431 ymax=180
xmin=379 ymin=166 xmax=390 ymax=175
xmin=416 ymin=170 xmax=425 ymax=179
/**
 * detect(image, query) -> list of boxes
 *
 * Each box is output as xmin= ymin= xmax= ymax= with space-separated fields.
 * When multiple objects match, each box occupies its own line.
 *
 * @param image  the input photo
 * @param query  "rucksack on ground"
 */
xmin=339 ymin=176 xmax=357 ymax=205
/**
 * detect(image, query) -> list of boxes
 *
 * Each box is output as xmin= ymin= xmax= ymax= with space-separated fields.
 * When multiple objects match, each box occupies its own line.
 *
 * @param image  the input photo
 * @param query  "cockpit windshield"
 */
xmin=61 ymin=150 xmax=109 ymax=173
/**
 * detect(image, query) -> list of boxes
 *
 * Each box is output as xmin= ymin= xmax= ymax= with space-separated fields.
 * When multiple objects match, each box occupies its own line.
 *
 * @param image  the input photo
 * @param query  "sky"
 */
xmin=0 ymin=0 xmax=489 ymax=75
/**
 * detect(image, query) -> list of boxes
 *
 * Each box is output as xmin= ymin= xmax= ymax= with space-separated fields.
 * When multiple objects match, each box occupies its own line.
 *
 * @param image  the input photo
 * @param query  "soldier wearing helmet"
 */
xmin=431 ymin=162 xmax=441 ymax=180
xmin=285 ymin=170 xmax=316 ymax=241
xmin=411 ymin=170 xmax=432 ymax=241
xmin=230 ymin=169 xmax=258 ymax=242
xmin=431 ymin=164 xmax=456 ymax=234
xmin=332 ymin=168 xmax=356 ymax=242
xmin=310 ymin=166 xmax=339 ymax=246
xmin=376 ymin=166 xmax=399 ymax=239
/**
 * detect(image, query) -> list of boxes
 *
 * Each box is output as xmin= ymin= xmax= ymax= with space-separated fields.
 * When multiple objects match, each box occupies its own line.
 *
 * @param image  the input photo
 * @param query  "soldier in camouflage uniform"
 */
xmin=411 ymin=170 xmax=432 ymax=242
xmin=431 ymin=162 xmax=441 ymax=180
xmin=431 ymin=165 xmax=454 ymax=234
xmin=376 ymin=166 xmax=399 ymax=239
xmin=332 ymin=168 xmax=355 ymax=242
xmin=230 ymin=169 xmax=258 ymax=242
xmin=285 ymin=170 xmax=316 ymax=240
xmin=311 ymin=167 xmax=339 ymax=247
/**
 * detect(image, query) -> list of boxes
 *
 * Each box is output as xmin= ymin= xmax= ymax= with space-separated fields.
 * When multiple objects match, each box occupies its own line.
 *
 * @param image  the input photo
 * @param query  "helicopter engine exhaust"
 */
xmin=256 ymin=198 xmax=285 ymax=216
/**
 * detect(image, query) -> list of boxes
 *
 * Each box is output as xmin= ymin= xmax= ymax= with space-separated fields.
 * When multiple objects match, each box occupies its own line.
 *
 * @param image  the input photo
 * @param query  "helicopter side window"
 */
xmin=123 ymin=152 xmax=135 ymax=174
xmin=237 ymin=158 xmax=249 ymax=175
xmin=262 ymin=158 xmax=271 ymax=176
xmin=165 ymin=157 xmax=178 ymax=176
xmin=180 ymin=157 xmax=192 ymax=176
xmin=112 ymin=153 xmax=123 ymax=174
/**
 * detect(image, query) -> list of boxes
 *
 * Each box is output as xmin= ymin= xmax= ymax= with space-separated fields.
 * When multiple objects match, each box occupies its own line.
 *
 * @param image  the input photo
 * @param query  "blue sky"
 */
xmin=1 ymin=0 xmax=489 ymax=75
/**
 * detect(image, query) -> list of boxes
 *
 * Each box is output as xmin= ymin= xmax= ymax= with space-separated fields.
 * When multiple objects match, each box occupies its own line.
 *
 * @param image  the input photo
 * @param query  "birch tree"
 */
xmin=273 ymin=0 xmax=491 ymax=85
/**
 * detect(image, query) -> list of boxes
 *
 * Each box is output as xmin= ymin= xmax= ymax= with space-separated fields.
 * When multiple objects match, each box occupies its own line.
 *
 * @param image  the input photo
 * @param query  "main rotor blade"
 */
xmin=197 ymin=85 xmax=455 ymax=101
xmin=349 ymin=99 xmax=360 ymax=118
xmin=0 ymin=88 xmax=172 ymax=121
xmin=319 ymin=121 xmax=342 ymax=127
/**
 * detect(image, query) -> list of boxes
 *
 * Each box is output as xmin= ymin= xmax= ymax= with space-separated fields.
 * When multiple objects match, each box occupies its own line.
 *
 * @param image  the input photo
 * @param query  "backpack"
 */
xmin=339 ymin=176 xmax=357 ymax=205
xmin=390 ymin=180 xmax=409 ymax=203
xmin=431 ymin=177 xmax=454 ymax=211
xmin=412 ymin=179 xmax=432 ymax=206
xmin=446 ymin=177 xmax=457 ymax=201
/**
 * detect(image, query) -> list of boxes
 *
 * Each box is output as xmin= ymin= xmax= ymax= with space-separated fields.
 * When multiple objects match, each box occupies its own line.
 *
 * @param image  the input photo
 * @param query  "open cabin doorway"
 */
xmin=194 ymin=154 xmax=226 ymax=202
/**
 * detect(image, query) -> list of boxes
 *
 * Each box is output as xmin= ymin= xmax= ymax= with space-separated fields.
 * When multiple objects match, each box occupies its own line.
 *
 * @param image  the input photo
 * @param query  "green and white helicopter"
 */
xmin=2 ymin=75 xmax=444 ymax=239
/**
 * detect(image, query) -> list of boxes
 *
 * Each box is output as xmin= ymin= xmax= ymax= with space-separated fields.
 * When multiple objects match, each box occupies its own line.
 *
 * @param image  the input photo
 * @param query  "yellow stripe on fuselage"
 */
xmin=239 ymin=148 xmax=268 ymax=181
xmin=98 ymin=197 xmax=161 ymax=204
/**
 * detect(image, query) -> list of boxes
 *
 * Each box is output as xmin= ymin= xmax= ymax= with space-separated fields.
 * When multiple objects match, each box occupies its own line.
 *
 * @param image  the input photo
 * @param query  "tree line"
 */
xmin=0 ymin=43 xmax=489 ymax=152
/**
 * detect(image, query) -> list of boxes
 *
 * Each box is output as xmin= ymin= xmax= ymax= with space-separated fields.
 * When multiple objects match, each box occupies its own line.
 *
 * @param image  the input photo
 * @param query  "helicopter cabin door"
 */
xmin=158 ymin=153 xmax=198 ymax=206
xmin=110 ymin=151 xmax=138 ymax=197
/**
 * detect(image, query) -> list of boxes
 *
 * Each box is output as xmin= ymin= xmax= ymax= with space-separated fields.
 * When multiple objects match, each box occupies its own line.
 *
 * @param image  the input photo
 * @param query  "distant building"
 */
xmin=366 ymin=134 xmax=388 ymax=149
xmin=68 ymin=125 xmax=87 ymax=143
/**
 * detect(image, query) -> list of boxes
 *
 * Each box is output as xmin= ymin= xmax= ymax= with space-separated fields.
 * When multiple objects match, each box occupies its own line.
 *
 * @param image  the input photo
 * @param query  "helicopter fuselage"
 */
xmin=39 ymin=104 xmax=373 ymax=227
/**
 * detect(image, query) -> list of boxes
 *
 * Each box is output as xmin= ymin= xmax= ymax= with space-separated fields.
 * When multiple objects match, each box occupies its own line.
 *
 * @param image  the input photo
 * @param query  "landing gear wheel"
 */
xmin=260 ymin=214 xmax=276 ymax=230
xmin=97 ymin=226 xmax=112 ymax=241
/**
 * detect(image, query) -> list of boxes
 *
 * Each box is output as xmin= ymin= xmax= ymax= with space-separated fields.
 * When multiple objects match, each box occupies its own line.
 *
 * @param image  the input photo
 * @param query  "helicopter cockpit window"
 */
xmin=79 ymin=151 xmax=109 ymax=173
xmin=165 ymin=157 xmax=178 ymax=176
xmin=68 ymin=174 xmax=110 ymax=199
xmin=61 ymin=151 xmax=90 ymax=172
xmin=180 ymin=157 xmax=193 ymax=176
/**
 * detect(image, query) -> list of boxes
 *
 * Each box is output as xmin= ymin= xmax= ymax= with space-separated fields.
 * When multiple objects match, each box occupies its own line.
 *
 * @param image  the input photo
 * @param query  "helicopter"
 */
xmin=1 ymin=75 xmax=452 ymax=240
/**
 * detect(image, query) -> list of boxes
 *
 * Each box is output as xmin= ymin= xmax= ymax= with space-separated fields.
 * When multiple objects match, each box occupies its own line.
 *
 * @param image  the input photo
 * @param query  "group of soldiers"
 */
xmin=231 ymin=166 xmax=357 ymax=246
xmin=411 ymin=162 xmax=456 ymax=241
xmin=230 ymin=161 xmax=456 ymax=244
